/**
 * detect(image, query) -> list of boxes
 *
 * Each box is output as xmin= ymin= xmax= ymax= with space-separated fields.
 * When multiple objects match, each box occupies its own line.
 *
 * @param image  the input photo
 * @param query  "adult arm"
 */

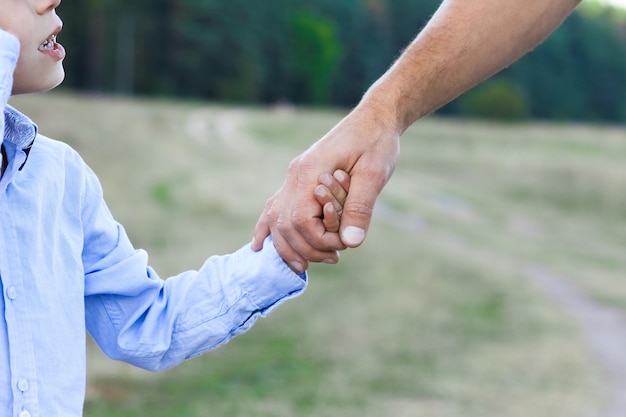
xmin=252 ymin=0 xmax=582 ymax=270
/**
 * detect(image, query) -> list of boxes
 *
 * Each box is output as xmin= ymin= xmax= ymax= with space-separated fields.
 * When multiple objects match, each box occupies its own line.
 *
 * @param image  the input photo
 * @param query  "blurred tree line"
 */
xmin=59 ymin=0 xmax=626 ymax=122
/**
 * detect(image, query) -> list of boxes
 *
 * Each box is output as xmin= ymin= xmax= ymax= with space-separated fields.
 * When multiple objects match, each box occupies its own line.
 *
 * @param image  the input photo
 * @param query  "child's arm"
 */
xmin=314 ymin=170 xmax=350 ymax=233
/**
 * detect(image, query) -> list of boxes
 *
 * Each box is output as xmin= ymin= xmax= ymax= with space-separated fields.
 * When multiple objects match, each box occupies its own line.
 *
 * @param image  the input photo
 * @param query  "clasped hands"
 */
xmin=251 ymin=106 xmax=401 ymax=272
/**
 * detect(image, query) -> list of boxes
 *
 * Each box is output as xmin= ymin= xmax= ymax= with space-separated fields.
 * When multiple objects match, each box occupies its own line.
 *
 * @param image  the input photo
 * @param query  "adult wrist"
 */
xmin=358 ymin=77 xmax=421 ymax=137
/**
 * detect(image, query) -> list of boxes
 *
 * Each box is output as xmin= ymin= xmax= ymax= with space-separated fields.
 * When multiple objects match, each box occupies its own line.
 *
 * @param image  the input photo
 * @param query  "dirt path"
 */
xmin=374 ymin=200 xmax=626 ymax=417
xmin=527 ymin=267 xmax=626 ymax=417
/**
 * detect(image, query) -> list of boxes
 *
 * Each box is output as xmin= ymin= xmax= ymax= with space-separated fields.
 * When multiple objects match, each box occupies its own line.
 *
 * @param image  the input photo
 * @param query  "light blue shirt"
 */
xmin=0 ymin=30 xmax=307 ymax=417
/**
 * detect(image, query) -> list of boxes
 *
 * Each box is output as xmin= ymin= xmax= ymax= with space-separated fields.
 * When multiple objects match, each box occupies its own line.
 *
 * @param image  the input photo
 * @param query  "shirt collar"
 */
xmin=3 ymin=105 xmax=38 ymax=150
xmin=3 ymin=105 xmax=37 ymax=171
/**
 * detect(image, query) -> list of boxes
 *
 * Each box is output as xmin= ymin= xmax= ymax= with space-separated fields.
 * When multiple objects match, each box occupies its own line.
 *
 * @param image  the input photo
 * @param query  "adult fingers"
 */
xmin=339 ymin=162 xmax=392 ymax=248
xmin=278 ymin=191 xmax=345 ymax=260
xmin=273 ymin=219 xmax=340 ymax=268
xmin=253 ymin=196 xmax=341 ymax=271
xmin=338 ymin=181 xmax=374 ymax=248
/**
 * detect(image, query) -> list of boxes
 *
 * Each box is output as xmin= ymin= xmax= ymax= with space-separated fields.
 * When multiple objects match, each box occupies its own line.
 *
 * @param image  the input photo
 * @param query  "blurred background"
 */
xmin=11 ymin=0 xmax=626 ymax=416
xmin=57 ymin=0 xmax=626 ymax=123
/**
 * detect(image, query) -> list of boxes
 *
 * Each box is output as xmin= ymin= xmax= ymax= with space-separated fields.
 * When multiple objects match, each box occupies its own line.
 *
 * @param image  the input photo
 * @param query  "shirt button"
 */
xmin=19 ymin=411 xmax=31 ymax=417
xmin=6 ymin=286 xmax=17 ymax=300
xmin=17 ymin=378 xmax=29 ymax=392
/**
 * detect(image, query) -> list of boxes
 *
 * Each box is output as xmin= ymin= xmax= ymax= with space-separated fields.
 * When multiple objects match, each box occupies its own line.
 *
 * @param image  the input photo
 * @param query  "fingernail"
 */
xmin=333 ymin=170 xmax=347 ymax=182
xmin=320 ymin=172 xmax=333 ymax=187
xmin=290 ymin=261 xmax=304 ymax=272
xmin=342 ymin=226 xmax=366 ymax=246
xmin=315 ymin=185 xmax=330 ymax=198
xmin=323 ymin=258 xmax=337 ymax=265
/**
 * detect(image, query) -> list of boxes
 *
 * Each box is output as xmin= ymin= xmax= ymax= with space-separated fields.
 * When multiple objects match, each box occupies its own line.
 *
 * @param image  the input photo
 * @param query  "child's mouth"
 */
xmin=39 ymin=35 xmax=58 ymax=51
xmin=38 ymin=34 xmax=66 ymax=61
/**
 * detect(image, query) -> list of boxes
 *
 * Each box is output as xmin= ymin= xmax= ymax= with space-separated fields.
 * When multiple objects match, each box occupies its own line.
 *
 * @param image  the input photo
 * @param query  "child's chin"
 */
xmin=44 ymin=68 xmax=66 ymax=92
xmin=32 ymin=72 xmax=65 ymax=94
xmin=12 ymin=72 xmax=65 ymax=95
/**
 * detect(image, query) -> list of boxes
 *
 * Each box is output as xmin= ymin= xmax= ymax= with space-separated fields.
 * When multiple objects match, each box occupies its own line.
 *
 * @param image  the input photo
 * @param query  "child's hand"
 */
xmin=314 ymin=170 xmax=351 ymax=233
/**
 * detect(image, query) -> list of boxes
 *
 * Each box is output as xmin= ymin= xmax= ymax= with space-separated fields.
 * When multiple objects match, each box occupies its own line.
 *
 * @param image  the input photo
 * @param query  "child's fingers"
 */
xmin=316 ymin=170 xmax=351 ymax=234
xmin=319 ymin=172 xmax=348 ymax=206
xmin=322 ymin=202 xmax=340 ymax=233
xmin=333 ymin=170 xmax=351 ymax=198
xmin=314 ymin=184 xmax=344 ymax=216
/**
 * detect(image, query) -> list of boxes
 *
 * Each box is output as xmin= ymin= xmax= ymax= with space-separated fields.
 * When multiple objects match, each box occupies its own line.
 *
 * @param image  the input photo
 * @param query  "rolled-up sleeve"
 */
xmin=82 ymin=166 xmax=306 ymax=372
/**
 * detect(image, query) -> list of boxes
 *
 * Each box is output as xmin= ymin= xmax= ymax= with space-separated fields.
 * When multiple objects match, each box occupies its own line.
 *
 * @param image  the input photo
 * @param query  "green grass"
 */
xmin=10 ymin=92 xmax=625 ymax=416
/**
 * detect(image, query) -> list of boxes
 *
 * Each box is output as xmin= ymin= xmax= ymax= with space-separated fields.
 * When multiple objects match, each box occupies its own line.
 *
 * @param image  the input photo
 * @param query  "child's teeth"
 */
xmin=39 ymin=35 xmax=56 ymax=50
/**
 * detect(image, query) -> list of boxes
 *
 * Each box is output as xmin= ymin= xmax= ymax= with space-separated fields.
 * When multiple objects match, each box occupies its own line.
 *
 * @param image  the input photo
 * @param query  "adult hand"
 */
xmin=252 ymin=103 xmax=400 ymax=272
xmin=252 ymin=0 xmax=582 ymax=273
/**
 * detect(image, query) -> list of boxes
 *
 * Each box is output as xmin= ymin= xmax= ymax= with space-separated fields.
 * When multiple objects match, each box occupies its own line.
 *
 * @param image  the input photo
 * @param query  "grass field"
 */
xmin=10 ymin=92 xmax=626 ymax=417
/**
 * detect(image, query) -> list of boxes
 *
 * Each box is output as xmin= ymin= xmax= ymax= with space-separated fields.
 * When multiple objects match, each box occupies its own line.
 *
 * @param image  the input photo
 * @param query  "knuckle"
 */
xmin=362 ymin=165 xmax=391 ymax=189
xmin=290 ymin=211 xmax=309 ymax=234
xmin=286 ymin=157 xmax=300 ymax=175
xmin=345 ymin=200 xmax=374 ymax=218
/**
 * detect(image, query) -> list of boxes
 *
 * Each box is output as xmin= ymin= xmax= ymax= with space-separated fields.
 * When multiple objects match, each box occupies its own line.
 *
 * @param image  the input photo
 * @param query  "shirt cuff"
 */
xmin=231 ymin=235 xmax=308 ymax=316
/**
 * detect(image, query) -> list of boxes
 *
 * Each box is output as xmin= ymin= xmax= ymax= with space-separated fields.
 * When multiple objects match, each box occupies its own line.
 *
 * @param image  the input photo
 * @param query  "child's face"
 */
xmin=0 ymin=0 xmax=65 ymax=95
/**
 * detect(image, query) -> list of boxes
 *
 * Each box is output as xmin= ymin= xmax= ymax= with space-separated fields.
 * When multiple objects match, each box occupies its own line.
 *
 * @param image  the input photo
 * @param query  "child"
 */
xmin=0 ymin=0 xmax=350 ymax=416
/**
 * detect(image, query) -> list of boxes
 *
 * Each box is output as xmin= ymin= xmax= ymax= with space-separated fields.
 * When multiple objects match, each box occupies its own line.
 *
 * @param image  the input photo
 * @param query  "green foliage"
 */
xmin=57 ymin=0 xmax=626 ymax=122
xmin=457 ymin=78 xmax=529 ymax=121
xmin=151 ymin=181 xmax=176 ymax=208
xmin=502 ymin=7 xmax=626 ymax=122
xmin=288 ymin=11 xmax=341 ymax=103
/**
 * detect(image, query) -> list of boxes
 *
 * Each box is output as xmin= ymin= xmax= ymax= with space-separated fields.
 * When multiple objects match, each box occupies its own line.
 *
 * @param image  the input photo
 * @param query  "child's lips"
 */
xmin=39 ymin=29 xmax=65 ymax=61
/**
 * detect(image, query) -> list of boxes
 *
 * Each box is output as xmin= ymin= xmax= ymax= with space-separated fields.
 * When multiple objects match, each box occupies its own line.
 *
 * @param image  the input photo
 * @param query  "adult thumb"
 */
xmin=339 ymin=176 xmax=379 ymax=248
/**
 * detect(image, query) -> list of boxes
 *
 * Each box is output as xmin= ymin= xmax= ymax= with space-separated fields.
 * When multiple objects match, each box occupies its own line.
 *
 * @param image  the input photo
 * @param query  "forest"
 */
xmin=58 ymin=0 xmax=626 ymax=122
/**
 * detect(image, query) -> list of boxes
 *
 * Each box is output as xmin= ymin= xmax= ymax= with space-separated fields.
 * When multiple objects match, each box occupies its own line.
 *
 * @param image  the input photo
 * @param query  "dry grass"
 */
xmin=10 ymin=92 xmax=625 ymax=417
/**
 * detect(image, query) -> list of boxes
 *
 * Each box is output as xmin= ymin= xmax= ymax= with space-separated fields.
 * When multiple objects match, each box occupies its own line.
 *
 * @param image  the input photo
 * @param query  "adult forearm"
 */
xmin=359 ymin=0 xmax=581 ymax=133
xmin=252 ymin=0 xmax=583 ymax=260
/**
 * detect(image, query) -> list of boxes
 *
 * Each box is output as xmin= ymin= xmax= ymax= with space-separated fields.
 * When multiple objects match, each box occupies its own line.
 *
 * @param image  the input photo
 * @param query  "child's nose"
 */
xmin=37 ymin=0 xmax=61 ymax=14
